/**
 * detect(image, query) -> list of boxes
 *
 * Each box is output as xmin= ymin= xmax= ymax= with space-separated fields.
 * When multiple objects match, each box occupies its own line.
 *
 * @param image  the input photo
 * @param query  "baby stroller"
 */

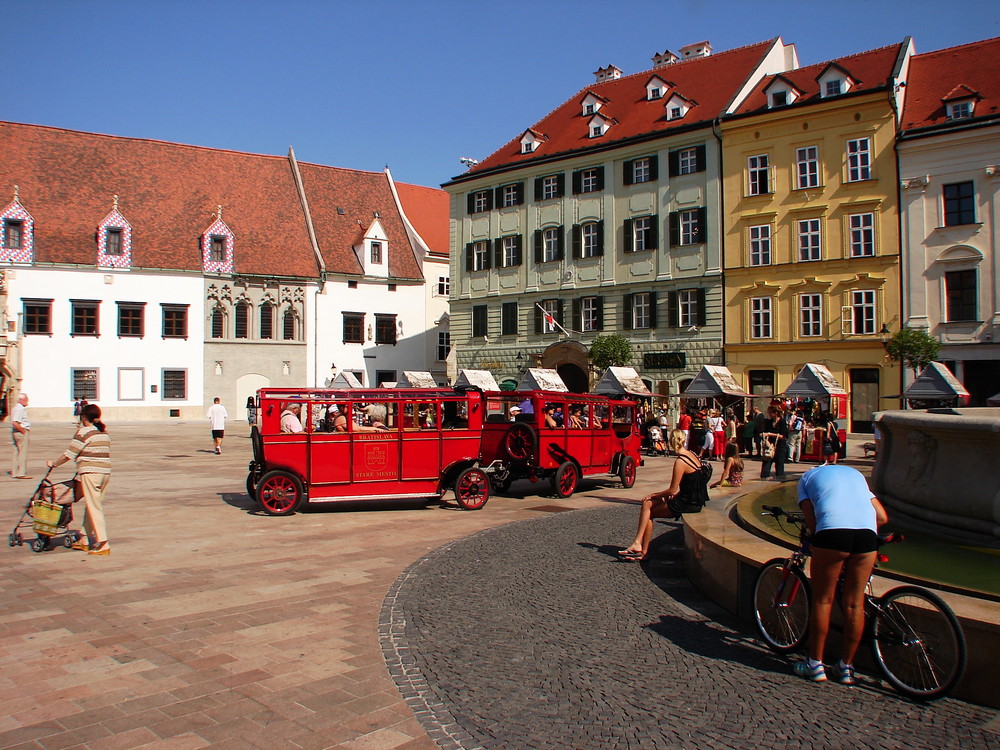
xmin=646 ymin=425 xmax=668 ymax=456
xmin=8 ymin=470 xmax=80 ymax=553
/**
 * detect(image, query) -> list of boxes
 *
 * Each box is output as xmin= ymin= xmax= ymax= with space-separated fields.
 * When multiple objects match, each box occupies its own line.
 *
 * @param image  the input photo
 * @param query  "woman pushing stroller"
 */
xmin=46 ymin=404 xmax=112 ymax=556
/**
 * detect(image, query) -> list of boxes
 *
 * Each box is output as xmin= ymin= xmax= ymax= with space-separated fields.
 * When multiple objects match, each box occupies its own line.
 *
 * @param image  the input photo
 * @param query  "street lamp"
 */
xmin=516 ymin=351 xmax=526 ymax=373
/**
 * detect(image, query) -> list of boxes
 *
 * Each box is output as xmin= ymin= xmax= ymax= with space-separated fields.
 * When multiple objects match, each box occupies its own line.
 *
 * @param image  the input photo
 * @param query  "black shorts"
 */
xmin=211 ymin=429 xmax=225 ymax=439
xmin=811 ymin=528 xmax=878 ymax=554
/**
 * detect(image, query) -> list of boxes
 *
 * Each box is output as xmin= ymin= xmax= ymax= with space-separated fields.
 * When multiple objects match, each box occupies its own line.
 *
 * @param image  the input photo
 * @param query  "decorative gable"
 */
xmin=665 ymin=93 xmax=692 ymax=121
xmin=587 ymin=113 xmax=613 ymax=139
xmin=942 ymin=84 xmax=980 ymax=120
xmin=763 ymin=75 xmax=802 ymax=108
xmin=520 ymin=129 xmax=546 ymax=154
xmin=580 ymin=91 xmax=607 ymax=116
xmin=357 ymin=216 xmax=389 ymax=278
xmin=1 ymin=186 xmax=34 ymax=264
xmin=96 ymin=195 xmax=133 ymax=269
xmin=817 ymin=63 xmax=855 ymax=98
xmin=201 ymin=206 xmax=235 ymax=274
xmin=645 ymin=75 xmax=669 ymax=101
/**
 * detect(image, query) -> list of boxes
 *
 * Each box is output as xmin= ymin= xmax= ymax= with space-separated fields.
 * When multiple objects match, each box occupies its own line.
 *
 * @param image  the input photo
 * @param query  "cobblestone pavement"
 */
xmin=384 ymin=505 xmax=999 ymax=750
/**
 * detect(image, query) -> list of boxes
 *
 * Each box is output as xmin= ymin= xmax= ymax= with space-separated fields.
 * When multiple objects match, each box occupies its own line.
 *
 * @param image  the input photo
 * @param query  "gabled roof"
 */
xmin=815 ymin=61 xmax=856 ymax=85
xmin=394 ymin=182 xmax=450 ymax=259
xmin=0 ymin=121 xmax=317 ymax=277
xmin=783 ymin=363 xmax=847 ymax=397
xmin=941 ymin=83 xmax=981 ymax=102
xmin=734 ymin=42 xmax=905 ymax=115
xmin=900 ymin=35 xmax=1000 ymax=131
xmin=294 ymin=162 xmax=421 ymax=279
xmin=453 ymin=39 xmax=778 ymax=181
xmin=903 ymin=362 xmax=969 ymax=400
xmin=681 ymin=365 xmax=752 ymax=398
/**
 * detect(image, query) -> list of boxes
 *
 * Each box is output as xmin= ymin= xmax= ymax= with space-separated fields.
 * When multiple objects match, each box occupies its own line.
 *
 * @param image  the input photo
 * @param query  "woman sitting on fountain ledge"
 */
xmin=618 ymin=428 xmax=709 ymax=561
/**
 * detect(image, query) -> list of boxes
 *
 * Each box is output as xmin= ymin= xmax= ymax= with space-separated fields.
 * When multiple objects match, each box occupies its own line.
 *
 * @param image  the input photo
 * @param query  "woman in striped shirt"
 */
xmin=47 ymin=403 xmax=111 ymax=555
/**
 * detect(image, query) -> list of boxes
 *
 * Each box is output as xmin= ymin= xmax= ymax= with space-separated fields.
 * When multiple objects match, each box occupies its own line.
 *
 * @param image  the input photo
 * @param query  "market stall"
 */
xmin=593 ymin=367 xmax=653 ymax=397
xmin=903 ymin=362 xmax=970 ymax=408
xmin=783 ymin=363 xmax=848 ymax=462
xmin=454 ymin=369 xmax=501 ymax=392
xmin=516 ymin=368 xmax=569 ymax=392
xmin=397 ymin=371 xmax=438 ymax=388
xmin=679 ymin=365 xmax=753 ymax=414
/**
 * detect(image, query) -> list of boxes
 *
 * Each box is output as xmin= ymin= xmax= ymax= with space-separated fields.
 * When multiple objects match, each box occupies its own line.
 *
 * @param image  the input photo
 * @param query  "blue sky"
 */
xmin=5 ymin=0 xmax=998 ymax=188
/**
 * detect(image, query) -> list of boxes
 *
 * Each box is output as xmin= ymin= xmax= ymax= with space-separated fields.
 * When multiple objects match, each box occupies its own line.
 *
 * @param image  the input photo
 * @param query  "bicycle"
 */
xmin=752 ymin=505 xmax=967 ymax=701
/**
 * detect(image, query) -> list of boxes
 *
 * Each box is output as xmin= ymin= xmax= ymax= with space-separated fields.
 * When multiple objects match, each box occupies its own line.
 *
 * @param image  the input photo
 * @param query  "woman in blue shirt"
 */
xmin=795 ymin=452 xmax=888 ymax=685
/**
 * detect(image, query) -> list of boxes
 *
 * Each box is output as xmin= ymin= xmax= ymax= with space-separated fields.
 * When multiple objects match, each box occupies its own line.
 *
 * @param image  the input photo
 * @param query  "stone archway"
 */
xmin=540 ymin=340 xmax=591 ymax=393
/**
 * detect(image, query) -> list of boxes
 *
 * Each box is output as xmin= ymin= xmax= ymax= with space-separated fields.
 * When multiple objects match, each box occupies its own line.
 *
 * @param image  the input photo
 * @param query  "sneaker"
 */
xmin=793 ymin=661 xmax=827 ymax=682
xmin=215 ymin=447 xmax=221 ymax=454
xmin=835 ymin=661 xmax=855 ymax=686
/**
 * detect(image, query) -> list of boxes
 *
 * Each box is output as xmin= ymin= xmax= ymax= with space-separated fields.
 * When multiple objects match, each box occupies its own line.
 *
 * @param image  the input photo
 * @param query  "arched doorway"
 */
xmin=540 ymin=341 xmax=591 ymax=393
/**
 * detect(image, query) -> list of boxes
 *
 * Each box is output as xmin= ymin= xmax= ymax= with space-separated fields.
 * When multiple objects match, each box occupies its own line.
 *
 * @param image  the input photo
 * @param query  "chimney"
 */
xmin=678 ymin=41 xmax=712 ymax=59
xmin=593 ymin=64 xmax=623 ymax=83
xmin=652 ymin=50 xmax=679 ymax=68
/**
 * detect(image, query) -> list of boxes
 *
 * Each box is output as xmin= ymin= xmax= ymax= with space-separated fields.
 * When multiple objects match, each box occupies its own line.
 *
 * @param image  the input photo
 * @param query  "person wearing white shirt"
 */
xmin=206 ymin=397 xmax=229 ymax=454
xmin=10 ymin=393 xmax=31 ymax=478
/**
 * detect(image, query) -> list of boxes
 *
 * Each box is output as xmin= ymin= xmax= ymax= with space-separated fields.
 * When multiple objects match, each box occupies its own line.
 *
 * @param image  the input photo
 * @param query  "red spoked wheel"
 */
xmin=619 ymin=455 xmax=637 ymax=489
xmin=257 ymin=470 xmax=305 ymax=516
xmin=503 ymin=423 xmax=536 ymax=462
xmin=455 ymin=467 xmax=490 ymax=510
xmin=551 ymin=461 xmax=579 ymax=498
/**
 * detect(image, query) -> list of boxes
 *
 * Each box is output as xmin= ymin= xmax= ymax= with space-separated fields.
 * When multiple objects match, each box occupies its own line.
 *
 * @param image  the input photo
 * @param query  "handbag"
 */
xmin=761 ymin=438 xmax=776 ymax=459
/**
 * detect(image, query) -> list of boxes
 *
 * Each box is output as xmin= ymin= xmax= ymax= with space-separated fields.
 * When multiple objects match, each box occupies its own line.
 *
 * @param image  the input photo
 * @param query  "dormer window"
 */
xmin=106 ymin=228 xmax=123 ymax=255
xmin=650 ymin=87 xmax=661 ymax=99
xmin=587 ymin=114 xmax=611 ymax=139
xmin=771 ymin=91 xmax=787 ymax=107
xmin=947 ymin=100 xmax=974 ymax=120
xmin=581 ymin=92 xmax=605 ymax=117
xmin=645 ymin=75 xmax=669 ymax=101
xmin=825 ymin=80 xmax=843 ymax=97
xmin=665 ymin=94 xmax=690 ymax=121
xmin=817 ymin=64 xmax=854 ymax=99
xmin=371 ymin=241 xmax=382 ymax=264
xmin=3 ymin=219 xmax=23 ymax=249
xmin=519 ymin=129 xmax=545 ymax=155
xmin=591 ymin=125 xmax=603 ymax=137
xmin=209 ymin=235 xmax=226 ymax=262
xmin=522 ymin=142 xmax=534 ymax=154
xmin=764 ymin=76 xmax=801 ymax=109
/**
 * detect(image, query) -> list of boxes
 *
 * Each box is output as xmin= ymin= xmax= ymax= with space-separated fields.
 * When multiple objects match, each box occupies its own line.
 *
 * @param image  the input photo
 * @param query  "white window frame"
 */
xmin=677 ymin=148 xmax=698 ymax=175
xmin=747 ymin=154 xmax=770 ymax=195
xmin=437 ymin=276 xmax=450 ymax=296
xmin=581 ymin=222 xmax=600 ymax=258
xmin=824 ymin=79 xmax=842 ymax=97
xmin=580 ymin=168 xmax=600 ymax=193
xmin=632 ymin=157 xmax=651 ymax=184
xmin=542 ymin=227 xmax=560 ymax=262
xmin=541 ymin=299 xmax=560 ymax=334
xmin=472 ymin=190 xmax=490 ymax=213
xmin=947 ymin=100 xmax=973 ymax=120
xmin=678 ymin=289 xmax=698 ymax=328
xmin=798 ymin=218 xmax=822 ymax=262
xmin=541 ymin=175 xmax=560 ymax=200
xmin=848 ymin=213 xmax=875 ymax=257
xmin=501 ymin=236 xmax=518 ymax=267
xmin=437 ymin=331 xmax=451 ymax=361
xmin=750 ymin=297 xmax=772 ymax=339
xmin=796 ymin=146 xmax=819 ymax=189
xmin=749 ymin=224 xmax=771 ymax=266
xmin=847 ymin=137 xmax=871 ymax=182
xmin=844 ymin=289 xmax=877 ymax=335
xmin=633 ymin=216 xmax=652 ymax=252
xmin=472 ymin=240 xmax=489 ymax=271
xmin=633 ymin=293 xmax=651 ymax=329
xmin=501 ymin=184 xmax=519 ymax=208
xmin=582 ymin=297 xmax=599 ymax=332
xmin=799 ymin=293 xmax=822 ymax=338
xmin=680 ymin=209 xmax=700 ymax=246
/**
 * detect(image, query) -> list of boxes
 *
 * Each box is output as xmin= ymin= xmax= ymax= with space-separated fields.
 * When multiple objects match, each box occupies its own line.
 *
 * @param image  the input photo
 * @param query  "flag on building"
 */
xmin=536 ymin=302 xmax=569 ymax=336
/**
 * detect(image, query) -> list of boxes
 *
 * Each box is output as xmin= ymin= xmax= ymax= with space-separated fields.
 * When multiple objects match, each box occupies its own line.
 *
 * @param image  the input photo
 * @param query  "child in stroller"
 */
xmin=7 ymin=470 xmax=81 ymax=553
xmin=646 ymin=425 xmax=668 ymax=456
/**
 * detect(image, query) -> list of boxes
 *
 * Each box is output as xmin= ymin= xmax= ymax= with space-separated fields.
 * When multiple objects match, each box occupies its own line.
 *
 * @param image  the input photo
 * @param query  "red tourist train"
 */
xmin=247 ymin=387 xmax=642 ymax=515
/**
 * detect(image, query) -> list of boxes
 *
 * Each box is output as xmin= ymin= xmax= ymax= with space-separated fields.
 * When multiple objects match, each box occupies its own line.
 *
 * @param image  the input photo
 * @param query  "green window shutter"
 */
xmin=596 ymin=296 xmax=604 ymax=331
xmin=596 ymin=220 xmax=605 ymax=256
xmin=534 ymin=177 xmax=544 ymax=202
xmin=572 ymin=170 xmax=582 ymax=194
xmin=555 ymin=173 xmax=565 ymax=197
xmin=623 ymin=294 xmax=634 ymax=330
xmin=695 ymin=144 xmax=707 ymax=173
xmin=668 ymin=211 xmax=680 ymax=247
xmin=534 ymin=230 xmax=543 ymax=263
xmin=493 ymin=239 xmax=502 ymax=268
xmin=623 ymin=218 xmax=634 ymax=253
xmin=465 ymin=243 xmax=474 ymax=272
xmin=623 ymin=159 xmax=634 ymax=186
xmin=534 ymin=304 xmax=542 ymax=334
xmin=649 ymin=215 xmax=659 ymax=250
xmin=697 ymin=288 xmax=707 ymax=327
xmin=595 ymin=166 xmax=605 ymax=191
xmin=514 ymin=182 xmax=524 ymax=205
xmin=572 ymin=299 xmax=581 ymax=332
xmin=467 ymin=193 xmax=476 ymax=214
xmin=513 ymin=235 xmax=523 ymax=266
xmin=556 ymin=226 xmax=565 ymax=261
xmin=649 ymin=291 xmax=659 ymax=329
xmin=696 ymin=207 xmax=707 ymax=244
xmin=668 ymin=150 xmax=680 ymax=177
xmin=649 ymin=155 xmax=659 ymax=181
xmin=571 ymin=224 xmax=582 ymax=259
xmin=668 ymin=291 xmax=679 ymax=328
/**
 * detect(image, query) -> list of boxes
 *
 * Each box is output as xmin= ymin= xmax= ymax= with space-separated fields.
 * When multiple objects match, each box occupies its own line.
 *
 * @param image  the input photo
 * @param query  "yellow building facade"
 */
xmin=721 ymin=44 xmax=911 ymax=431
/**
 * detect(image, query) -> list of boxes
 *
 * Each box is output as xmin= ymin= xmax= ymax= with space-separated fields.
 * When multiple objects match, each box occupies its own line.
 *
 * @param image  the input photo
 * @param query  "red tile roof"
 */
xmin=901 ymin=36 xmax=1000 ymax=131
xmin=733 ymin=42 xmax=906 ymax=115
xmin=296 ymin=162 xmax=421 ymax=279
xmin=0 ymin=121 xmax=318 ymax=277
xmin=0 ymin=121 xmax=429 ymax=281
xmin=452 ymin=39 xmax=778 ymax=182
xmin=395 ymin=182 xmax=450 ymax=259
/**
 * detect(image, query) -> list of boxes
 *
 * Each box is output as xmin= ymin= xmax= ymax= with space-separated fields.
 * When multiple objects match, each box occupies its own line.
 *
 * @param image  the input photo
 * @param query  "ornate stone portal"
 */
xmin=873 ymin=408 xmax=1000 ymax=545
xmin=539 ymin=340 xmax=591 ymax=393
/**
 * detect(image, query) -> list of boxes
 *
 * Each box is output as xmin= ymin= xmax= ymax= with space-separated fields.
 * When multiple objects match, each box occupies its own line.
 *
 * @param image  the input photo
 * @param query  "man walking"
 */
xmin=786 ymin=409 xmax=805 ymax=463
xmin=206 ymin=397 xmax=229 ymax=454
xmin=10 ymin=393 xmax=31 ymax=478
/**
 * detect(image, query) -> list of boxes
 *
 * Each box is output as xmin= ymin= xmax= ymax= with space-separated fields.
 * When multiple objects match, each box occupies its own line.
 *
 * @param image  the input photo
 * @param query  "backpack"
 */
xmin=792 ymin=416 xmax=804 ymax=432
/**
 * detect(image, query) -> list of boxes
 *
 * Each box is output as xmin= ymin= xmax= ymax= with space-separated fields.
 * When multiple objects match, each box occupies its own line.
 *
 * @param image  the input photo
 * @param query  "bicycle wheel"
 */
xmin=753 ymin=559 xmax=811 ymax=653
xmin=870 ymin=585 xmax=966 ymax=701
